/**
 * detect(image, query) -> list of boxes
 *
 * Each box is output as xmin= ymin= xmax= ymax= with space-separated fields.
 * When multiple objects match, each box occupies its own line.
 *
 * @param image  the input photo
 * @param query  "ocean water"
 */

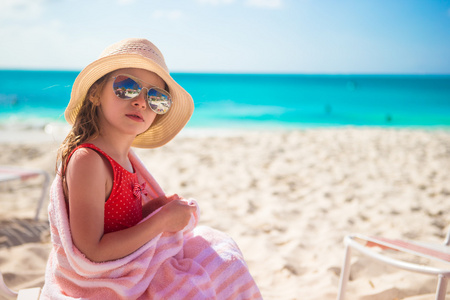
xmin=0 ymin=70 xmax=449 ymax=130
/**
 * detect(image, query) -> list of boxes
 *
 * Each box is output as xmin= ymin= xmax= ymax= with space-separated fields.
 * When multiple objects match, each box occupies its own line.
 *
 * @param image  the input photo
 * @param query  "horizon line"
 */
xmin=0 ymin=68 xmax=449 ymax=76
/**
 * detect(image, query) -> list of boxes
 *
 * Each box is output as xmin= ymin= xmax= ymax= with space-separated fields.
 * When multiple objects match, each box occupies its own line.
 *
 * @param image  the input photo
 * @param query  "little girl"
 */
xmin=41 ymin=38 xmax=262 ymax=299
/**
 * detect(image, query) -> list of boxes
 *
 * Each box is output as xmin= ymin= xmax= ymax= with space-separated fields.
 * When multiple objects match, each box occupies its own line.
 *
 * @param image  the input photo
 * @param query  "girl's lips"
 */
xmin=125 ymin=113 xmax=144 ymax=122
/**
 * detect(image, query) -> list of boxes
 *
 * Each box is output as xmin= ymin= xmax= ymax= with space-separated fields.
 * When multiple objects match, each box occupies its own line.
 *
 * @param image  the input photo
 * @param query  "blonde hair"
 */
xmin=56 ymin=74 xmax=110 ymax=186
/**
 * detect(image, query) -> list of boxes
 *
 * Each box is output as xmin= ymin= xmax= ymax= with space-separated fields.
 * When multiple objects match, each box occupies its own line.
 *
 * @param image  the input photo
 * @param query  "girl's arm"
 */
xmin=66 ymin=148 xmax=196 ymax=262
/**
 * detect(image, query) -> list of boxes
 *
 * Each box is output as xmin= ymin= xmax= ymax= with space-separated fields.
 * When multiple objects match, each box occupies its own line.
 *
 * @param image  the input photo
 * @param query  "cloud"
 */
xmin=117 ymin=0 xmax=136 ymax=5
xmin=0 ymin=15 xmax=109 ymax=70
xmin=151 ymin=10 xmax=184 ymax=21
xmin=195 ymin=0 xmax=283 ymax=8
xmin=244 ymin=0 xmax=283 ymax=9
xmin=0 ymin=0 xmax=46 ymax=22
xmin=196 ymin=0 xmax=235 ymax=5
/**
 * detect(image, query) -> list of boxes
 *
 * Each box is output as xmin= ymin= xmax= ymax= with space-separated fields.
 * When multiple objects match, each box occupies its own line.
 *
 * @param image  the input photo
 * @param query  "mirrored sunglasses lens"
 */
xmin=147 ymin=89 xmax=172 ymax=114
xmin=113 ymin=76 xmax=141 ymax=99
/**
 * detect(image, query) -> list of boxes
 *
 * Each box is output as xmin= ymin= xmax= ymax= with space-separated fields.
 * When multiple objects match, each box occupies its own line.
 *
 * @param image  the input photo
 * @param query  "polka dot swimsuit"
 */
xmin=67 ymin=144 xmax=144 ymax=234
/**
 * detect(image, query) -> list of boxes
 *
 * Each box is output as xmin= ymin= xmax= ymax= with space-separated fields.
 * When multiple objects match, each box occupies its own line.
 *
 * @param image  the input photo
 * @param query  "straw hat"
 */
xmin=65 ymin=38 xmax=194 ymax=148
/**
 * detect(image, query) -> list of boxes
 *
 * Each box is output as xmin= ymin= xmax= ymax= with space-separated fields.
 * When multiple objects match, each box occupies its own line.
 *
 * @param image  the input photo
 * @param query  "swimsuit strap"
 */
xmin=65 ymin=143 xmax=134 ymax=175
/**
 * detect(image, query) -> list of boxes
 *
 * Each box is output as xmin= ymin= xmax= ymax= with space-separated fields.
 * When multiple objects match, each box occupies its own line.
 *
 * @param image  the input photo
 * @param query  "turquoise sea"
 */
xmin=1 ymin=70 xmax=449 ymax=129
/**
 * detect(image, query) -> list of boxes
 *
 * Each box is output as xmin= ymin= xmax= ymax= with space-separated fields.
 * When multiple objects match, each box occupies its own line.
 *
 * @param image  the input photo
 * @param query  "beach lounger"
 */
xmin=0 ymin=166 xmax=50 ymax=221
xmin=0 ymin=270 xmax=40 ymax=299
xmin=0 ymin=167 xmax=49 ymax=299
xmin=337 ymin=228 xmax=450 ymax=300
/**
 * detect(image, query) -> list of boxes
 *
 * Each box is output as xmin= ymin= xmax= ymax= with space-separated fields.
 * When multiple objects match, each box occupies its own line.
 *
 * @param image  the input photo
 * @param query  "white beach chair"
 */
xmin=0 ymin=166 xmax=50 ymax=220
xmin=0 ymin=167 xmax=49 ymax=298
xmin=0 ymin=270 xmax=40 ymax=299
xmin=337 ymin=228 xmax=450 ymax=300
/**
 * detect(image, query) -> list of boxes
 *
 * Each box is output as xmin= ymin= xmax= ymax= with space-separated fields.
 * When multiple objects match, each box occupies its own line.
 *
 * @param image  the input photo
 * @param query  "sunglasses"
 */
xmin=112 ymin=74 xmax=172 ymax=115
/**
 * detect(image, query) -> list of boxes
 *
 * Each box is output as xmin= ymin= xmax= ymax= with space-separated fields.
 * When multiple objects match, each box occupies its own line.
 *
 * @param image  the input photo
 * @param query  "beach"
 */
xmin=0 ymin=127 xmax=449 ymax=299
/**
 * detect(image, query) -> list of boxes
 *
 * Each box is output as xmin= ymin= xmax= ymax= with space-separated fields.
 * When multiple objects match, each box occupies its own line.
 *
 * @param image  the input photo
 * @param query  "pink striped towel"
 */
xmin=41 ymin=151 xmax=262 ymax=299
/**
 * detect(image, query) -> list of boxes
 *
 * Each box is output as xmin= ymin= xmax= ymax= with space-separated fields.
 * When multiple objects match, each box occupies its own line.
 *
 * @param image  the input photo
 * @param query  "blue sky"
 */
xmin=0 ymin=0 xmax=449 ymax=74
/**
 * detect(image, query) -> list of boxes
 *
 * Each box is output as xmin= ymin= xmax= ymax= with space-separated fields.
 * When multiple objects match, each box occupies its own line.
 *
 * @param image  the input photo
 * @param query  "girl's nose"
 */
xmin=132 ymin=89 xmax=147 ymax=108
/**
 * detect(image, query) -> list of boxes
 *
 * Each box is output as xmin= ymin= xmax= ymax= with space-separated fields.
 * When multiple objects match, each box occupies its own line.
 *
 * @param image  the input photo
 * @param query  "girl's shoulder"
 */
xmin=67 ymin=146 xmax=106 ymax=172
xmin=66 ymin=144 xmax=112 ymax=178
xmin=68 ymin=143 xmax=107 ymax=161
xmin=67 ymin=143 xmax=113 ymax=166
xmin=69 ymin=145 xmax=101 ymax=163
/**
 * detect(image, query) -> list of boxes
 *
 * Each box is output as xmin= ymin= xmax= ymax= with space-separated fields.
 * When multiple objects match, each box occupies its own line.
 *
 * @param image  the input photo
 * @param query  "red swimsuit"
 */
xmin=67 ymin=144 xmax=144 ymax=233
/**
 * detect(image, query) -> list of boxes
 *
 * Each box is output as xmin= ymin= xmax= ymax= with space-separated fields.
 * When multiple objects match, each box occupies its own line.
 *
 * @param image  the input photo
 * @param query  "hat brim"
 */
xmin=65 ymin=53 xmax=194 ymax=148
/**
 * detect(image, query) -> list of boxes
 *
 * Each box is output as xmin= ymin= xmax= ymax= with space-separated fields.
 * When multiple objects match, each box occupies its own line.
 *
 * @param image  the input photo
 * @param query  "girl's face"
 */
xmin=95 ymin=68 xmax=165 ymax=139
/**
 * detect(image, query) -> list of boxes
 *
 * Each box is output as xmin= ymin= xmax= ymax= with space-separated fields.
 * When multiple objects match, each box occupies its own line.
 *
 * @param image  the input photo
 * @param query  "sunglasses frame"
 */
xmin=111 ymin=74 xmax=172 ymax=115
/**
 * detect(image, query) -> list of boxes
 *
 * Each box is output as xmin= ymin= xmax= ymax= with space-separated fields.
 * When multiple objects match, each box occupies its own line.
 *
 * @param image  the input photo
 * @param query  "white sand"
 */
xmin=0 ymin=127 xmax=449 ymax=299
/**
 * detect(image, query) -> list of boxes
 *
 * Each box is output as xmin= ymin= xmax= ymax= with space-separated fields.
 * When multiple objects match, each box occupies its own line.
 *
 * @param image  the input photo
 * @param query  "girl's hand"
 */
xmin=158 ymin=199 xmax=196 ymax=233
xmin=163 ymin=194 xmax=182 ymax=203
xmin=142 ymin=194 xmax=182 ymax=218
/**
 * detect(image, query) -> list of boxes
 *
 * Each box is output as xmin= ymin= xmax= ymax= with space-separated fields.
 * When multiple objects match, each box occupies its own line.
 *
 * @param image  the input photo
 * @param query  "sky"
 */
xmin=0 ymin=0 xmax=449 ymax=74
